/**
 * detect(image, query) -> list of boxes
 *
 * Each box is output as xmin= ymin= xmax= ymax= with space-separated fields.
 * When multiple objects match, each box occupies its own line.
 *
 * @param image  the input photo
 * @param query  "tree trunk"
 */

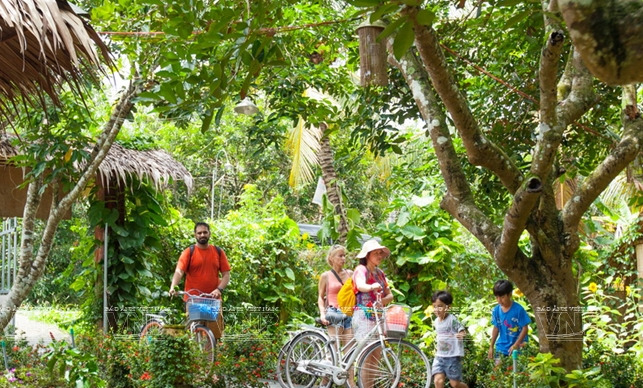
xmin=504 ymin=249 xmax=583 ymax=370
xmin=318 ymin=124 xmax=348 ymax=244
xmin=0 ymin=81 xmax=141 ymax=331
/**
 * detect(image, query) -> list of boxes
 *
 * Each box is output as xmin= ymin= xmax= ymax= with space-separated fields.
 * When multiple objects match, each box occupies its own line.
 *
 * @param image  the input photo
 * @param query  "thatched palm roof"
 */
xmin=0 ymin=133 xmax=193 ymax=194
xmin=97 ymin=142 xmax=194 ymax=193
xmin=0 ymin=0 xmax=110 ymax=114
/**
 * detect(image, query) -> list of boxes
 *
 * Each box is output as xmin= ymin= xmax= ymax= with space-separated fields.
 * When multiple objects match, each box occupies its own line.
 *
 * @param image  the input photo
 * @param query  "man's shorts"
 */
xmin=432 ymin=356 xmax=463 ymax=381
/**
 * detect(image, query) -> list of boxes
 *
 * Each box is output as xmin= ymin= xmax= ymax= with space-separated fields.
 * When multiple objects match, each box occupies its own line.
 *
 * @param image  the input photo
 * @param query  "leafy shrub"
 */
xmin=139 ymin=332 xmax=215 ymax=388
xmin=213 ymin=327 xmax=278 ymax=387
xmin=584 ymin=343 xmax=643 ymax=388
xmin=43 ymin=338 xmax=106 ymax=387
xmin=209 ymin=184 xmax=318 ymax=324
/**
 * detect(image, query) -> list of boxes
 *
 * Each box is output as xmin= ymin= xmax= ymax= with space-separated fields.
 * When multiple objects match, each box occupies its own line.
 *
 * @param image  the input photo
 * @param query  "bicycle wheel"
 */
xmin=193 ymin=324 xmax=216 ymax=363
xmin=285 ymin=331 xmax=337 ymax=388
xmin=139 ymin=319 xmax=163 ymax=341
xmin=356 ymin=339 xmax=431 ymax=388
xmin=276 ymin=337 xmax=295 ymax=388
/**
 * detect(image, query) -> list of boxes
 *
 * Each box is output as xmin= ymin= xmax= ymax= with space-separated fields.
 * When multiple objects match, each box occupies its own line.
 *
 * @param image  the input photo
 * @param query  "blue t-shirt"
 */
xmin=491 ymin=301 xmax=530 ymax=355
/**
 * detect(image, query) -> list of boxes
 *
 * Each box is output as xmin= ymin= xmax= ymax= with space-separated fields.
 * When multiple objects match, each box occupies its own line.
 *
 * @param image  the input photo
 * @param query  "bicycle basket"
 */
xmin=384 ymin=304 xmax=411 ymax=338
xmin=187 ymin=296 xmax=221 ymax=321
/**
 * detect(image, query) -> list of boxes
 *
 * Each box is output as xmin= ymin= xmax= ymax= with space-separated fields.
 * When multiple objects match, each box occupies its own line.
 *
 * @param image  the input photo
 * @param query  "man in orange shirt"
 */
xmin=170 ymin=222 xmax=231 ymax=340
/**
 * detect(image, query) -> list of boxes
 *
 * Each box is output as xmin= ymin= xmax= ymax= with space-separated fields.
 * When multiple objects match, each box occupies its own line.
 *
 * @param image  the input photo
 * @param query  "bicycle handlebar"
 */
xmin=172 ymin=289 xmax=217 ymax=298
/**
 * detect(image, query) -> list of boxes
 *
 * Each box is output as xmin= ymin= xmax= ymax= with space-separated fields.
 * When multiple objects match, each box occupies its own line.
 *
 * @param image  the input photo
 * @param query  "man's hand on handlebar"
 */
xmin=211 ymin=288 xmax=222 ymax=300
xmin=169 ymin=285 xmax=180 ymax=297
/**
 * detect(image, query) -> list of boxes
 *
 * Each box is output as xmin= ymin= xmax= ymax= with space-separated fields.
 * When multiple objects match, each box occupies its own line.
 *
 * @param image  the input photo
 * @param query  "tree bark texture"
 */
xmin=0 ymin=81 xmax=141 ymax=331
xmin=318 ymin=124 xmax=349 ymax=244
xmin=388 ymin=6 xmax=643 ymax=371
xmin=557 ymin=0 xmax=643 ymax=85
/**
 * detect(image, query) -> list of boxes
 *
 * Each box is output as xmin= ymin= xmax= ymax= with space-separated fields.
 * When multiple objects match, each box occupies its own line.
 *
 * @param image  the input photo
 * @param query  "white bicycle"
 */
xmin=284 ymin=295 xmax=431 ymax=388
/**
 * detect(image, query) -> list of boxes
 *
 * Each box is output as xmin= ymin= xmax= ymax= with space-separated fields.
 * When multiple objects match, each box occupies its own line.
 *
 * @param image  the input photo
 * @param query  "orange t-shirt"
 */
xmin=177 ymin=245 xmax=231 ymax=297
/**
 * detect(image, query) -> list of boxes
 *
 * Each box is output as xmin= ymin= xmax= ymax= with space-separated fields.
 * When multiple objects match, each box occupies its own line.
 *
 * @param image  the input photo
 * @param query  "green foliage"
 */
xmin=527 ymin=352 xmax=567 ymax=386
xmin=143 ymin=334 xmax=211 ymax=388
xmin=209 ymin=184 xmax=318 ymax=323
xmin=44 ymin=339 xmax=106 ymax=387
xmin=581 ymin=280 xmax=642 ymax=353
xmin=583 ymin=343 xmax=643 ymax=388
xmin=69 ymin=180 xmax=169 ymax=329
xmin=376 ymin=192 xmax=465 ymax=308
xmin=27 ymin=216 xmax=88 ymax=306
xmin=213 ymin=323 xmax=278 ymax=387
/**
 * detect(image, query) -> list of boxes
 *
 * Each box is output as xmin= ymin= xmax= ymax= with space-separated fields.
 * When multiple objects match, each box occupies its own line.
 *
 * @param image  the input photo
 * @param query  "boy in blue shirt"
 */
xmin=487 ymin=280 xmax=530 ymax=363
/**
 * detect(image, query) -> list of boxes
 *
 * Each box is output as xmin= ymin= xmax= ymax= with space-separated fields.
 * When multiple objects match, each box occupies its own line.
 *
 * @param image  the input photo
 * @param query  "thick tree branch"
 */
xmin=532 ymin=31 xmax=566 ymax=180
xmin=540 ymin=31 xmax=565 ymax=126
xmin=496 ymin=30 xmax=564 ymax=265
xmin=496 ymin=178 xmax=543 ymax=268
xmin=388 ymin=44 xmax=500 ymax=255
xmin=557 ymin=49 xmax=597 ymax=127
xmin=563 ymin=114 xmax=643 ymax=229
xmin=411 ymin=23 xmax=524 ymax=194
xmin=558 ymin=0 xmax=643 ymax=85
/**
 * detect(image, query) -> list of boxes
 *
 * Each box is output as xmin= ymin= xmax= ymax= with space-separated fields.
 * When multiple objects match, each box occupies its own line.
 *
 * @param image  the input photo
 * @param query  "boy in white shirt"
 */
xmin=431 ymin=290 xmax=469 ymax=388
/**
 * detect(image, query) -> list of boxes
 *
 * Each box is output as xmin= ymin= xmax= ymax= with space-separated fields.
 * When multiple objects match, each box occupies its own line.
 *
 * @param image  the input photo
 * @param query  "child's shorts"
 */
xmin=432 ymin=356 xmax=463 ymax=382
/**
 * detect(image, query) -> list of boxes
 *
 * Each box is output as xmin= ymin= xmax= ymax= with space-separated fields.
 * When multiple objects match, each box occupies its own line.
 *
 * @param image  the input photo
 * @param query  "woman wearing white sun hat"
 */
xmin=351 ymin=239 xmax=394 ymax=388
xmin=351 ymin=239 xmax=394 ymax=341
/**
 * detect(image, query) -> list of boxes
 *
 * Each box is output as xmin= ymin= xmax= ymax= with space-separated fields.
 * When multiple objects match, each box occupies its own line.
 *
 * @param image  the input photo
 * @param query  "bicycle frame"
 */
xmin=139 ymin=290 xmax=218 ymax=362
xmin=293 ymin=299 xmax=397 ymax=386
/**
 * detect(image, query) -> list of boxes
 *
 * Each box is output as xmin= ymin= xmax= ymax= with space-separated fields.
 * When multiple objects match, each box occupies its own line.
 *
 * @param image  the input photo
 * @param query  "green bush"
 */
xmin=584 ymin=344 xmax=643 ymax=388
xmin=213 ymin=327 xmax=278 ymax=387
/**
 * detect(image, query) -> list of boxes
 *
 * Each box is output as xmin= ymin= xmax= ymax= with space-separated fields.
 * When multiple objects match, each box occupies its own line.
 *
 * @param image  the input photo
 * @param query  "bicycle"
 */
xmin=284 ymin=294 xmax=431 ymax=388
xmin=140 ymin=289 xmax=220 ymax=363
xmin=276 ymin=320 xmax=330 ymax=388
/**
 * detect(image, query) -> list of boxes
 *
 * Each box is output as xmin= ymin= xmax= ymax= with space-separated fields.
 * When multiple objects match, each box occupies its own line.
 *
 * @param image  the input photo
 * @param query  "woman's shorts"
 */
xmin=325 ymin=306 xmax=352 ymax=329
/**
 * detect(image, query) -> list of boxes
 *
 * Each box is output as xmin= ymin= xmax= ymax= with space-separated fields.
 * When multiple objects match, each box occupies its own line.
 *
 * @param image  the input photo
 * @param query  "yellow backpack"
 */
xmin=337 ymin=277 xmax=356 ymax=316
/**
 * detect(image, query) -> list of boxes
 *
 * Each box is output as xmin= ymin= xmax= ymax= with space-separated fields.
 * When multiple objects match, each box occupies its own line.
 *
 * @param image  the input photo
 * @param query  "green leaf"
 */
xmin=201 ymin=110 xmax=214 ymax=133
xmin=505 ymin=10 xmax=531 ymax=29
xmin=416 ymin=9 xmax=436 ymax=26
xmin=285 ymin=267 xmax=295 ymax=280
xmin=348 ymin=0 xmax=382 ymax=6
xmin=370 ymin=3 xmax=400 ymax=22
xmin=401 ymin=224 xmax=426 ymax=239
xmin=378 ymin=16 xmax=405 ymax=41
xmin=214 ymin=105 xmax=226 ymax=127
xmin=393 ymin=20 xmax=414 ymax=60
xmin=497 ymin=0 xmax=524 ymax=6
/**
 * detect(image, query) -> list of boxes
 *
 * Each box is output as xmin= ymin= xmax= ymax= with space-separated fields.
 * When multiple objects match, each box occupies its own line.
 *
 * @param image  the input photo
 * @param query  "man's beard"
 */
xmin=197 ymin=237 xmax=209 ymax=245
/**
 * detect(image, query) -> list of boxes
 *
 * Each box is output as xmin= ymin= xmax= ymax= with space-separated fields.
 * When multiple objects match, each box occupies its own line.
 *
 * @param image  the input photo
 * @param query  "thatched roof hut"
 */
xmin=0 ymin=0 xmax=111 ymax=115
xmin=0 ymin=134 xmax=193 ymax=219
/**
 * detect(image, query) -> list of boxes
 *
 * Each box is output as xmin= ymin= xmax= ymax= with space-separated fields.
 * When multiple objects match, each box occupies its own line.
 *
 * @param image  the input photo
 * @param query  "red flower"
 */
xmin=12 ymin=346 xmax=19 ymax=352
xmin=140 ymin=371 xmax=151 ymax=380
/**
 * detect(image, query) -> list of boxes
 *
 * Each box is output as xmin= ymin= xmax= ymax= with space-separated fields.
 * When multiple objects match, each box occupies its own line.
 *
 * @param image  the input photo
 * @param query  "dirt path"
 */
xmin=11 ymin=310 xmax=69 ymax=346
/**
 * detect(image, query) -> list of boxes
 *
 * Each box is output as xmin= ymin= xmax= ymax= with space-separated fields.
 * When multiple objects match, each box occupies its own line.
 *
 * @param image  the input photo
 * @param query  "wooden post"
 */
xmin=357 ymin=21 xmax=387 ymax=87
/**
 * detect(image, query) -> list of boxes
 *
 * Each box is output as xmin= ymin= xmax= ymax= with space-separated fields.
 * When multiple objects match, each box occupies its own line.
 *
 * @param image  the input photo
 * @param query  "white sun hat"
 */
xmin=356 ymin=239 xmax=391 ymax=259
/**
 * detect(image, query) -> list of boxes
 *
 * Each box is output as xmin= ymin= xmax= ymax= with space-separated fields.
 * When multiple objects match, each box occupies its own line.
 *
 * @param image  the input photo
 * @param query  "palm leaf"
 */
xmin=286 ymin=116 xmax=322 ymax=188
